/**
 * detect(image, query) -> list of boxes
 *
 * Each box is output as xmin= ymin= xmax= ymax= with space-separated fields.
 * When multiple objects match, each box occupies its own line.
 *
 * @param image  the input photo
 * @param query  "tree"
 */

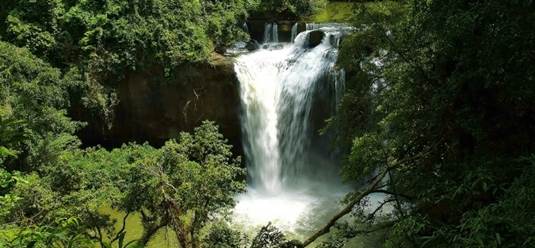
xmin=255 ymin=0 xmax=327 ymax=18
xmin=202 ymin=221 xmax=248 ymax=248
xmin=1 ymin=121 xmax=244 ymax=248
xmin=250 ymin=223 xmax=302 ymax=248
xmin=0 ymin=41 xmax=80 ymax=171
xmin=0 ymin=41 xmax=93 ymax=248
xmin=117 ymin=121 xmax=245 ymax=247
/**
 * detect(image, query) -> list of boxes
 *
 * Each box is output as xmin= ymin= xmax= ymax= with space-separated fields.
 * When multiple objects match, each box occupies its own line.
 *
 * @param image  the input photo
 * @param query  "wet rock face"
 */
xmin=308 ymin=30 xmax=325 ymax=48
xmin=246 ymin=40 xmax=260 ymax=51
xmin=76 ymin=56 xmax=242 ymax=154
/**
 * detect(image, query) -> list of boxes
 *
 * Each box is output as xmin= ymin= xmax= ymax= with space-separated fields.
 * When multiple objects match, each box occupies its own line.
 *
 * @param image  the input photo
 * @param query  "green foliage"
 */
xmin=0 ymin=122 xmax=244 ymax=247
xmin=307 ymin=2 xmax=355 ymax=23
xmin=204 ymin=0 xmax=253 ymax=52
xmin=0 ymin=171 xmax=95 ymax=248
xmin=332 ymin=0 xmax=535 ymax=247
xmin=111 ymin=121 xmax=245 ymax=247
xmin=1 ymin=217 xmax=93 ymax=248
xmin=453 ymin=156 xmax=535 ymax=248
xmin=4 ymin=0 xmax=62 ymax=60
xmin=316 ymin=222 xmax=385 ymax=248
xmin=250 ymin=223 xmax=302 ymax=248
xmin=1 ymin=0 xmax=253 ymax=126
xmin=3 ymin=0 xmax=251 ymax=70
xmin=250 ymin=223 xmax=286 ymax=248
xmin=202 ymin=221 xmax=248 ymax=248
xmin=0 ymin=41 xmax=81 ymax=171
xmin=256 ymin=0 xmax=327 ymax=18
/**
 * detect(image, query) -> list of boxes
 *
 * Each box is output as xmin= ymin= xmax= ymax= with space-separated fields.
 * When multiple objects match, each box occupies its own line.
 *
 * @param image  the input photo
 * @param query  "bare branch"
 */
xmin=371 ymin=189 xmax=413 ymax=200
xmin=365 ymin=199 xmax=396 ymax=222
xmin=302 ymin=168 xmax=389 ymax=247
xmin=111 ymin=212 xmax=131 ymax=243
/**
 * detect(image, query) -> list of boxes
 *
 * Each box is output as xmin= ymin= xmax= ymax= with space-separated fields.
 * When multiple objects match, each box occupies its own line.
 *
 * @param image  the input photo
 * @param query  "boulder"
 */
xmin=246 ymin=40 xmax=260 ymax=51
xmin=308 ymin=30 xmax=325 ymax=48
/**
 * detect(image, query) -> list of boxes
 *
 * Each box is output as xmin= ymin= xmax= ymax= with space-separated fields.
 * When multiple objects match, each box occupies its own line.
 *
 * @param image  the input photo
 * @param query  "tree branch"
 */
xmin=140 ymin=221 xmax=167 ymax=245
xmin=372 ymin=189 xmax=413 ymax=200
xmin=365 ymin=199 xmax=396 ymax=222
xmin=302 ymin=168 xmax=389 ymax=247
xmin=96 ymin=227 xmax=105 ymax=248
xmin=111 ymin=212 xmax=131 ymax=243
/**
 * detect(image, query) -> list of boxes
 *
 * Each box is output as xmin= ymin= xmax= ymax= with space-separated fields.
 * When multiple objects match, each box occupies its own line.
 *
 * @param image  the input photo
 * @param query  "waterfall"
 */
xmin=236 ymin=29 xmax=342 ymax=193
xmin=263 ymin=22 xmax=279 ymax=43
xmin=291 ymin=23 xmax=298 ymax=43
xmin=263 ymin=23 xmax=272 ymax=43
xmin=272 ymin=23 xmax=279 ymax=43
xmin=234 ymin=24 xmax=352 ymax=233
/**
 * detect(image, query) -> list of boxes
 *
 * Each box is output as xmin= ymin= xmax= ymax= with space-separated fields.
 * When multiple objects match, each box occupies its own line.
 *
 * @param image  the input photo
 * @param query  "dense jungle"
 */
xmin=1 ymin=0 xmax=534 ymax=247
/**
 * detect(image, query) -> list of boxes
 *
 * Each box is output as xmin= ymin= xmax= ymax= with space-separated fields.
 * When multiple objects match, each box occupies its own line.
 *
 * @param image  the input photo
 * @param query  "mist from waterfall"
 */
xmin=233 ymin=24 xmax=352 ymax=235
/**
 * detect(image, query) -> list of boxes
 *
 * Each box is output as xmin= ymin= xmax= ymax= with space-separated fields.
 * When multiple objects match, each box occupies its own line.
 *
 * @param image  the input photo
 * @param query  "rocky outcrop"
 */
xmin=76 ymin=54 xmax=242 ymax=153
xmin=308 ymin=30 xmax=325 ymax=48
xmin=246 ymin=40 xmax=260 ymax=51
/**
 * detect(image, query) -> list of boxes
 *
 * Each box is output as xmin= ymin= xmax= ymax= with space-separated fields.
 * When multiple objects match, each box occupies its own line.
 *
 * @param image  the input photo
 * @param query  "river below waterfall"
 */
xmin=232 ymin=24 xmax=354 ymax=237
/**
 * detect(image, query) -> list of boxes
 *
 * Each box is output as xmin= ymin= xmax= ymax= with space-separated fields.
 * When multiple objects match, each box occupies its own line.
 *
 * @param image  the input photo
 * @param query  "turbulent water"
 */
xmin=233 ymin=24 xmax=353 ymax=235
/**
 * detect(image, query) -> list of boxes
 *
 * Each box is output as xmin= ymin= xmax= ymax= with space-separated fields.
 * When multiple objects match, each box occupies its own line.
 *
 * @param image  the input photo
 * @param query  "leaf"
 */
xmin=0 ymin=146 xmax=17 ymax=158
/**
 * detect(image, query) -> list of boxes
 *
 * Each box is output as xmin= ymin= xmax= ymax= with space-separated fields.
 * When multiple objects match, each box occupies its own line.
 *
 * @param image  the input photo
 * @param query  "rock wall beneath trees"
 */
xmin=76 ymin=54 xmax=242 ymax=153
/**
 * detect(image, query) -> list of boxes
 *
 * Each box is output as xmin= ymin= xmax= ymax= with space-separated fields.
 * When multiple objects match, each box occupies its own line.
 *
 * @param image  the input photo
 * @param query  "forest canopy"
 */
xmin=0 ymin=0 xmax=256 ymax=128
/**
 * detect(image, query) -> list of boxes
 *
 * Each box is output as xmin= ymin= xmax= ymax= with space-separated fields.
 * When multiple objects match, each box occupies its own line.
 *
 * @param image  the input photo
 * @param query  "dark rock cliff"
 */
xmin=75 ymin=54 xmax=242 ymax=153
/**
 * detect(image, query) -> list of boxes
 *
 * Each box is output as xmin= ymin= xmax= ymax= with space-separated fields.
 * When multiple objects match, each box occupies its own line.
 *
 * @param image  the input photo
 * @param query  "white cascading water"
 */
xmin=263 ymin=23 xmax=271 ymax=43
xmin=233 ymin=24 xmax=352 ymax=235
xmin=272 ymin=23 xmax=278 ymax=43
xmin=263 ymin=23 xmax=279 ymax=43
xmin=291 ymin=23 xmax=299 ymax=42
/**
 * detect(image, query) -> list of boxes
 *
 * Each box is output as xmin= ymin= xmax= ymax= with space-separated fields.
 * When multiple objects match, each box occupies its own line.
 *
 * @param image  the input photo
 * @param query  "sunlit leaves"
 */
xmin=113 ymin=121 xmax=245 ymax=246
xmin=257 ymin=0 xmax=327 ymax=17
